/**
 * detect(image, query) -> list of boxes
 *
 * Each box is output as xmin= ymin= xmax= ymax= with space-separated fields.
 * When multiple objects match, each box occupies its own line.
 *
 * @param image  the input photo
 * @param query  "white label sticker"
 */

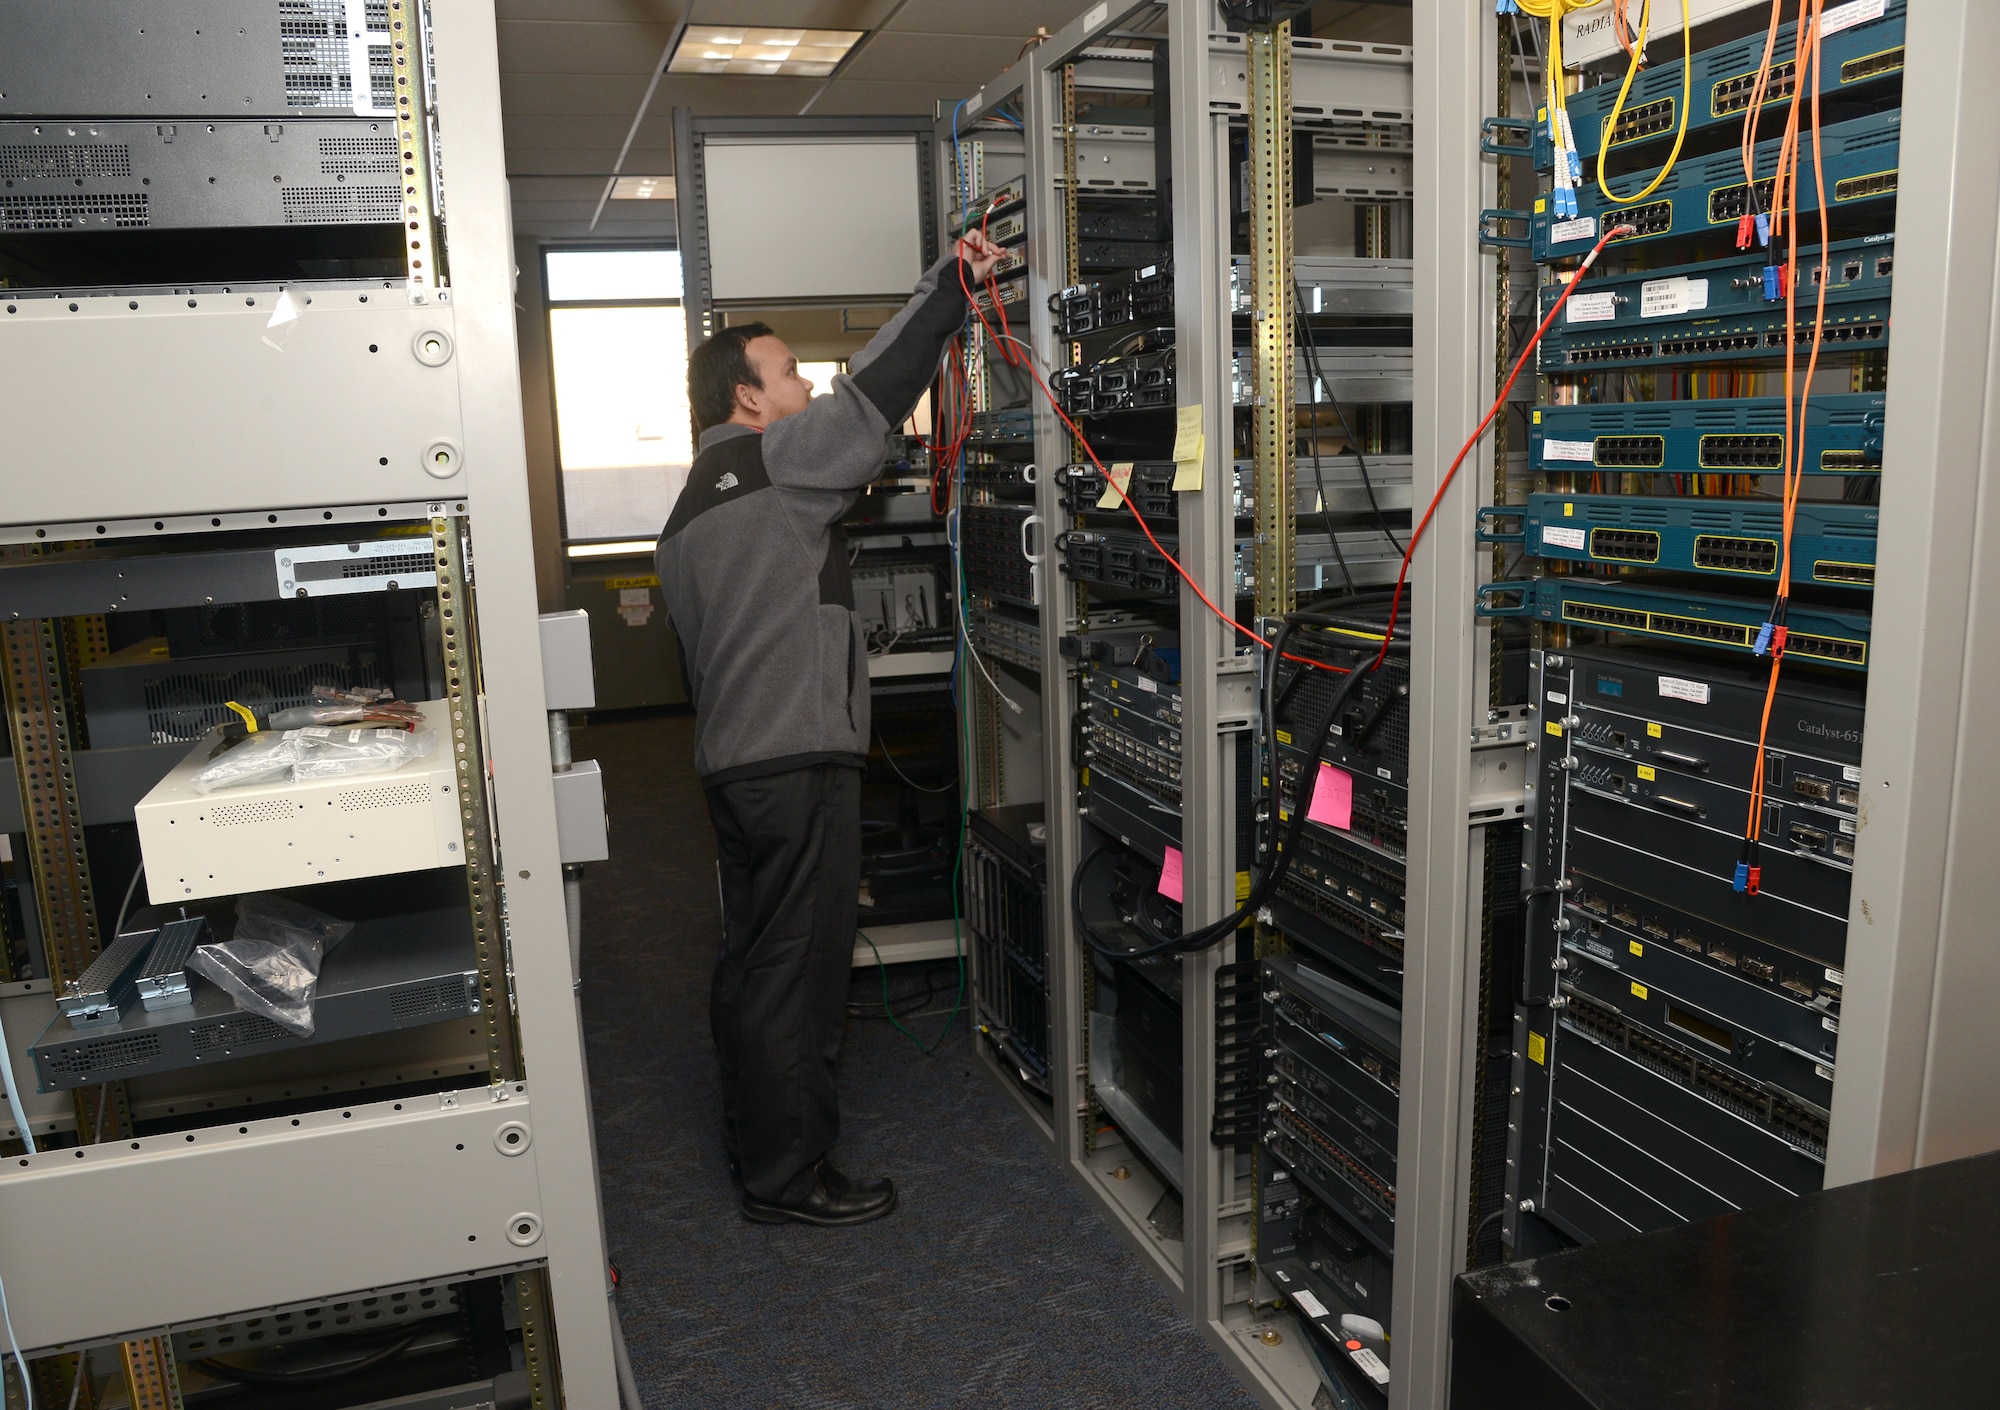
xmin=1658 ymin=675 xmax=1713 ymax=705
xmin=1821 ymin=0 xmax=1887 ymax=37
xmin=1824 ymin=1016 xmax=1840 ymax=1032
xmin=1542 ymin=525 xmax=1588 ymax=550
xmin=1349 ymin=1346 xmax=1391 ymax=1386
xmin=1640 ymin=276 xmax=1710 ymax=318
xmin=1137 ymin=675 xmax=1158 ymax=693
xmin=618 ymin=587 xmax=651 ymax=607
xmin=1840 ymin=818 xmax=1857 ymax=834
xmin=1550 ymin=216 xmax=1597 ymax=244
xmin=1826 ymin=967 xmax=1846 ymax=985
xmin=1544 ymin=438 xmax=1596 ymax=462
xmin=1842 ymin=765 xmax=1861 ymax=782
xmin=1083 ymin=1 xmax=1110 ymax=31
xmin=1815 ymin=1062 xmax=1836 ymax=1081
xmin=1547 ymin=690 xmax=1569 ymax=705
xmin=1292 ymin=1289 xmax=1330 ymax=1319
xmin=1565 ymin=291 xmax=1617 ymax=324
xmin=298 ymin=727 xmax=333 ymax=739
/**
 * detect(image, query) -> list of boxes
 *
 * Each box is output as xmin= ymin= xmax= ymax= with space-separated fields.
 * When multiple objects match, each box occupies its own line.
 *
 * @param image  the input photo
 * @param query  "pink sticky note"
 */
xmin=1306 ymin=762 xmax=1353 ymax=831
xmin=1158 ymin=845 xmax=1185 ymax=903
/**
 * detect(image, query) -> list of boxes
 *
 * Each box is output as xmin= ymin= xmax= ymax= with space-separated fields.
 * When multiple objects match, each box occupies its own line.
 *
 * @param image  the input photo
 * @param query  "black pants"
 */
xmin=703 ymin=763 xmax=861 ymax=1204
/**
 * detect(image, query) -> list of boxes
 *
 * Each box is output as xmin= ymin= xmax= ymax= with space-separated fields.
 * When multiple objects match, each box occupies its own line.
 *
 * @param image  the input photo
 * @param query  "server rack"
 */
xmin=947 ymin=3 xmax=2000 ymax=1409
xmin=0 ymin=5 xmax=615 ymax=1406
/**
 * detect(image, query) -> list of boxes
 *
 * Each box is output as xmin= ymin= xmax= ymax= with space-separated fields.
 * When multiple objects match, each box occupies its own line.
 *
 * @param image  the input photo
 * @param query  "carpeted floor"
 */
xmin=570 ymin=711 xmax=1261 ymax=1410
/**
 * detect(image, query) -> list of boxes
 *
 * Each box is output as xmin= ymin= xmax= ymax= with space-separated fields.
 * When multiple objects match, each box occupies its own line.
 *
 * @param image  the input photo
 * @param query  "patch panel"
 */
xmin=1529 ymin=0 xmax=1905 ymax=170
xmin=1478 ymin=577 xmax=1871 ymax=669
xmin=1536 ymin=236 xmax=1894 ymax=372
xmin=1532 ymin=109 xmax=1900 ymax=261
xmin=1496 ymin=494 xmax=1877 ymax=589
xmin=1527 ymin=393 xmax=1885 ymax=476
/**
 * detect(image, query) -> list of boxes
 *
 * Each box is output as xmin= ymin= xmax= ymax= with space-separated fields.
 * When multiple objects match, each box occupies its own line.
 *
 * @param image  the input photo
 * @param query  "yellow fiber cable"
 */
xmin=1593 ymin=0 xmax=1695 ymax=204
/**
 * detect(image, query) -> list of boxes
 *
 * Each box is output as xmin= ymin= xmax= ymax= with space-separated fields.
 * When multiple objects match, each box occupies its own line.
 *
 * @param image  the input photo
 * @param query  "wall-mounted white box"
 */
xmin=136 ymin=699 xmax=462 ymax=902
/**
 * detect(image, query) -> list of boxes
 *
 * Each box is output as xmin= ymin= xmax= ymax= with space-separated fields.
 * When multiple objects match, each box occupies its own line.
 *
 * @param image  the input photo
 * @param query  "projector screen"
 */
xmin=701 ymin=134 xmax=925 ymax=302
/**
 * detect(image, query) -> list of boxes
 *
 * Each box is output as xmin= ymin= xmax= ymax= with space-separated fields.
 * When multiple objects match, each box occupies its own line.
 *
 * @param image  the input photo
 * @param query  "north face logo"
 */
xmin=715 ymin=472 xmax=739 ymax=492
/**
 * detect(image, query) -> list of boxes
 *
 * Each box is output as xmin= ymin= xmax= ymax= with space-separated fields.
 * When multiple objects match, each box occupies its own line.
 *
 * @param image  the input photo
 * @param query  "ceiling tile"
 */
xmin=888 ymin=0 xmax=1099 ymax=40
xmin=501 ymin=73 xmax=652 ymax=117
xmin=839 ymin=31 xmax=1026 ymax=85
xmin=497 ymin=20 xmax=673 ymax=75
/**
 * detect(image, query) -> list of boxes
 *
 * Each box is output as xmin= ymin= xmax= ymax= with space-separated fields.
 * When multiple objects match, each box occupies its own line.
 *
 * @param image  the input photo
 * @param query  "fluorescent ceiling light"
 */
xmin=667 ymin=25 xmax=863 ymax=77
xmin=567 ymin=540 xmax=661 ymax=558
xmin=610 ymin=175 xmax=675 ymax=200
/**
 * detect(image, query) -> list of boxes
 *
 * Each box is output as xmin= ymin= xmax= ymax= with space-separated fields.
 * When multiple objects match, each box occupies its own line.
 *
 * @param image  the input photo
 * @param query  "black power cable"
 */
xmin=196 ymin=1322 xmax=442 ymax=1386
xmin=1072 ymin=615 xmax=1402 ymax=960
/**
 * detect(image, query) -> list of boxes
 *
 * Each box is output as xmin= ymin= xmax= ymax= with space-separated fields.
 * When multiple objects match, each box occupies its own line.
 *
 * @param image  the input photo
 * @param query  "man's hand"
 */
xmin=955 ymin=229 xmax=1006 ymax=283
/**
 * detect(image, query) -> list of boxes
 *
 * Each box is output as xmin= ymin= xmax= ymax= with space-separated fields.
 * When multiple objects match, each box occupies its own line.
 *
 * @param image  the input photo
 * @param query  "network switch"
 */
xmin=1532 ymin=109 xmax=1900 ymax=261
xmin=1499 ymin=494 xmax=1877 ymax=589
xmin=1479 ymin=577 xmax=1871 ymax=670
xmin=1535 ymin=236 xmax=1894 ymax=372
xmin=1059 ymin=527 xmax=1408 ymax=597
xmin=1527 ymin=392 xmax=1886 ymax=476
xmin=1529 ymin=0 xmax=1905 ymax=170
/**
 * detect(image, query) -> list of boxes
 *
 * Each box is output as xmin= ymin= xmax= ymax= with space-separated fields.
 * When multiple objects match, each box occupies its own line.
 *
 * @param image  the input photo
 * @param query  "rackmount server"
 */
xmin=1530 ymin=108 xmax=1899 ymax=261
xmin=1049 ymin=261 xmax=1174 ymax=339
xmin=1527 ymin=392 xmax=1886 ymax=475
xmin=1061 ymin=527 xmax=1407 ymax=597
xmin=967 ymin=805 xmax=1051 ymax=1095
xmin=1535 ymin=236 xmax=1893 ymax=372
xmin=1495 ymin=494 xmax=1877 ymax=589
xmin=1526 ymin=0 xmax=1905 ymax=170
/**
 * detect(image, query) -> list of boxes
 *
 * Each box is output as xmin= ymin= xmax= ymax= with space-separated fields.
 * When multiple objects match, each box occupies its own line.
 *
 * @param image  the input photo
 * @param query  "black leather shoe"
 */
xmin=741 ymin=1160 xmax=897 ymax=1226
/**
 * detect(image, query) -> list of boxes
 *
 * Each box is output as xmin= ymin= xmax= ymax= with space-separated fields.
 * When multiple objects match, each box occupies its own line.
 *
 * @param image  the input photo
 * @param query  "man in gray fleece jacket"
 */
xmin=657 ymin=231 xmax=1003 ymax=1226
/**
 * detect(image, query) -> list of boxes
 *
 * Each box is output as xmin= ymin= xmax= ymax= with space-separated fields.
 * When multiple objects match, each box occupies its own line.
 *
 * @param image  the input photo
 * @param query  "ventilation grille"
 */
xmin=339 ymin=780 xmax=432 ymax=812
xmin=46 ymin=1033 xmax=161 ymax=1077
xmin=207 ymin=798 xmax=298 ymax=827
xmin=388 ymin=978 xmax=468 ymax=1021
xmin=140 ymin=658 xmax=382 ymax=745
xmin=190 ymin=1014 xmax=297 ymax=1053
xmin=178 ymin=1285 xmax=460 ymax=1356
xmin=282 ymin=184 xmax=401 ymax=224
xmin=0 ymin=143 xmax=133 ymax=180
xmin=279 ymin=0 xmax=397 ymax=110
xmin=317 ymin=135 xmax=398 ymax=175
xmin=1 ymin=192 xmax=149 ymax=231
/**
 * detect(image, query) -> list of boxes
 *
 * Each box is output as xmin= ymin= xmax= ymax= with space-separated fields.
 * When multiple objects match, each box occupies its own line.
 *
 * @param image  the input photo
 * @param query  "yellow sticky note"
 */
xmin=1631 ymin=981 xmax=1649 ymax=1001
xmin=1646 ymin=722 xmax=1663 ymax=738
xmin=1637 ymin=764 xmax=1656 ymax=781
xmin=1097 ymin=462 xmax=1134 ymax=509
xmin=1528 ymin=1031 xmax=1546 ymax=1066
xmin=1172 ymin=405 xmax=1205 ymax=490
xmin=1629 ymin=939 xmax=1644 ymax=957
xmin=1546 ymin=720 xmax=1564 ymax=737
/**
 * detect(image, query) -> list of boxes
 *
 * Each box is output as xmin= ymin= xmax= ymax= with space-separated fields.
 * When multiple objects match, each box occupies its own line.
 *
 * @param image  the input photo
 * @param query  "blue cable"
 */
xmin=0 ymin=1264 xmax=33 ymax=1410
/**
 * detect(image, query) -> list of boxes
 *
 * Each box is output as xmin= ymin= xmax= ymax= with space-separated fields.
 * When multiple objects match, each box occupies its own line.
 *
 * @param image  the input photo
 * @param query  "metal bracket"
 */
xmin=1474 ymin=581 xmax=1532 ymax=618
xmin=1479 ymin=115 xmax=1534 ymax=157
xmin=1216 ymin=668 xmax=1257 ymax=730
xmin=1475 ymin=505 xmax=1527 ymax=544
xmin=1468 ymin=744 xmax=1528 ymax=823
xmin=1478 ymin=208 xmax=1533 ymax=250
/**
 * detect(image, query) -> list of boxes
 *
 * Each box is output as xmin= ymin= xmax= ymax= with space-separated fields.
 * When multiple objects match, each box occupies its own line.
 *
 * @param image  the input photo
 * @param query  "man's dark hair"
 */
xmin=688 ymin=321 xmax=776 ymax=433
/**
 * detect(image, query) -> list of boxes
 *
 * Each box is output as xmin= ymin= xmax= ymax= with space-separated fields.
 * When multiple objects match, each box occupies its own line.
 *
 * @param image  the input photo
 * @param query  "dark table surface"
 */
xmin=1452 ymin=1148 xmax=2000 ymax=1408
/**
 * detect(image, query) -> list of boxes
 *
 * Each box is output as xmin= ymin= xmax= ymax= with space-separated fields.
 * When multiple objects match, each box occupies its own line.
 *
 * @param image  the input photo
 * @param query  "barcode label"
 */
xmin=1641 ymin=276 xmax=1709 ymax=317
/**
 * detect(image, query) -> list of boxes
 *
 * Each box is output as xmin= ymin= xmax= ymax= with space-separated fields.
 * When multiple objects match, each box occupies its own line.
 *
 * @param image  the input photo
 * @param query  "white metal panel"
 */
xmin=703 ymin=135 xmax=925 ymax=301
xmin=0 ymin=292 xmax=465 ymax=525
xmin=0 ymin=1088 xmax=546 ymax=1352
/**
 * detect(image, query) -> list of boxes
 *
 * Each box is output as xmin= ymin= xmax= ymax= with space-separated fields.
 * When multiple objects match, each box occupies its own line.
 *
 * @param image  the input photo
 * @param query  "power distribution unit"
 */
xmin=135 ymin=698 xmax=461 ymax=903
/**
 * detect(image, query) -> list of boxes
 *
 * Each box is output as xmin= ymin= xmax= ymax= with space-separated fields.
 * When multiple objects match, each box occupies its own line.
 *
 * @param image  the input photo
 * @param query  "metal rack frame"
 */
xmin=0 ymin=5 xmax=616 ymax=1404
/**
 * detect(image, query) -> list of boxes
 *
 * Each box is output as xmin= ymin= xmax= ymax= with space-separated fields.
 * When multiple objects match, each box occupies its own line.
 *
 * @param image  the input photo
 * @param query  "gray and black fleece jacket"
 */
xmin=656 ymin=253 xmax=973 ymax=784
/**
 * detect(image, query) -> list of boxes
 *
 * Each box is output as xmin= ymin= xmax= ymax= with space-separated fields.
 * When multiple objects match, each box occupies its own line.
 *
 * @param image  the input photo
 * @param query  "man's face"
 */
xmin=738 ymin=334 xmax=815 ymax=424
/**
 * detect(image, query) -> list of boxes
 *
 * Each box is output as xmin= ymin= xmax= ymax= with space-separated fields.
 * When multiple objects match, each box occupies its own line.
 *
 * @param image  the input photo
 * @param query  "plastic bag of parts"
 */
xmin=186 ymin=894 xmax=355 ymax=1038
xmin=191 ymin=725 xmax=436 ymax=792
xmin=189 ymin=732 xmax=302 ymax=793
xmin=267 ymin=686 xmax=425 ymax=731
xmin=291 ymin=725 xmax=438 ymax=779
